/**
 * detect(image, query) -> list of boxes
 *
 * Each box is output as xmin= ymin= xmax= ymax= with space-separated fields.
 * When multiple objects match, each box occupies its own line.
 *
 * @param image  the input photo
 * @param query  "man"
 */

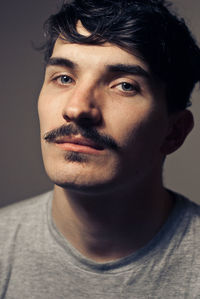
xmin=1 ymin=0 xmax=200 ymax=298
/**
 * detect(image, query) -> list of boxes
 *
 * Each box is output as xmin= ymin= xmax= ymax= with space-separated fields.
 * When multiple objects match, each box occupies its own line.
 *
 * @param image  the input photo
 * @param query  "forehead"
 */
xmin=51 ymin=37 xmax=149 ymax=74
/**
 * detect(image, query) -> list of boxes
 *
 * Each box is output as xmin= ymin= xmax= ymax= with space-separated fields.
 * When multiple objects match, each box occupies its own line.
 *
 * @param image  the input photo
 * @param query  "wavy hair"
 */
xmin=41 ymin=0 xmax=200 ymax=113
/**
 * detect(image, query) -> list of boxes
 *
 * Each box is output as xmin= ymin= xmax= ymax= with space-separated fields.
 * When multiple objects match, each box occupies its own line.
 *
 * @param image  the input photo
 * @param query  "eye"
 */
xmin=118 ymin=82 xmax=139 ymax=92
xmin=52 ymin=75 xmax=73 ymax=86
xmin=60 ymin=75 xmax=72 ymax=85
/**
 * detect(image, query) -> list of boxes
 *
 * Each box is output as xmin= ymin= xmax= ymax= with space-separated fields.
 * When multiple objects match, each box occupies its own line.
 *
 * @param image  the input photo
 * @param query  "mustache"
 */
xmin=43 ymin=124 xmax=120 ymax=151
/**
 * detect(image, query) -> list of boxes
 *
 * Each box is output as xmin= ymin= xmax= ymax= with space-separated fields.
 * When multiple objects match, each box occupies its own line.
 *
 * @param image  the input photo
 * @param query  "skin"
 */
xmin=38 ymin=25 xmax=194 ymax=262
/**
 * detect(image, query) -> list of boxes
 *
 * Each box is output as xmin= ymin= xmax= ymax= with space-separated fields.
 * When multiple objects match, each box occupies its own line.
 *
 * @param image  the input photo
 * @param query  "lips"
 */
xmin=53 ymin=136 xmax=104 ymax=154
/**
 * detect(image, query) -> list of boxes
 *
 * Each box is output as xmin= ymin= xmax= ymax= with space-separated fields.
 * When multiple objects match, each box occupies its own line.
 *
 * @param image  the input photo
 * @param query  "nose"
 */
xmin=62 ymin=85 xmax=102 ymax=126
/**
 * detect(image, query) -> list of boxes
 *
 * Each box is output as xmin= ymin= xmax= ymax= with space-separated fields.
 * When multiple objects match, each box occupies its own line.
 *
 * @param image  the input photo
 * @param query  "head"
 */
xmin=38 ymin=0 xmax=200 ymax=194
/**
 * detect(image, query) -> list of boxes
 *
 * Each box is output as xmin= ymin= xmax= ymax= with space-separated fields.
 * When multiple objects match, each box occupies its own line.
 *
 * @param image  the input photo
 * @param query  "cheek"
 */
xmin=38 ymin=91 xmax=62 ymax=133
xmin=108 ymin=105 xmax=168 ymax=152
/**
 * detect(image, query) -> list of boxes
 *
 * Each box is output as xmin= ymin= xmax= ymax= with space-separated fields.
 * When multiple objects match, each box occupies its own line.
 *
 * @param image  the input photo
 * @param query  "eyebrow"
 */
xmin=46 ymin=57 xmax=150 ymax=79
xmin=46 ymin=57 xmax=78 ymax=69
xmin=107 ymin=64 xmax=150 ymax=78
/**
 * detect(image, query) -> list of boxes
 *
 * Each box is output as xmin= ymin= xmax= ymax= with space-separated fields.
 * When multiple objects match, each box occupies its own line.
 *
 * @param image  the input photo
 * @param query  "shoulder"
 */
xmin=0 ymin=191 xmax=53 ymax=293
xmin=0 ymin=190 xmax=52 ymax=218
xmin=170 ymin=192 xmax=200 ymax=241
xmin=175 ymin=192 xmax=200 ymax=219
xmin=0 ymin=191 xmax=53 ymax=241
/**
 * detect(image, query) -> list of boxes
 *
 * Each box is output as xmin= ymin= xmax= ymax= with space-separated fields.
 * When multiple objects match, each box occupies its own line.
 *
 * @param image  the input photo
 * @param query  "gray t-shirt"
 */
xmin=0 ymin=191 xmax=200 ymax=299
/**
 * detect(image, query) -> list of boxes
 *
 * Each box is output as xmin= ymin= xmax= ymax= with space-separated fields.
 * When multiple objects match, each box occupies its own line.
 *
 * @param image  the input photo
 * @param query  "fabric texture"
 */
xmin=0 ymin=191 xmax=200 ymax=299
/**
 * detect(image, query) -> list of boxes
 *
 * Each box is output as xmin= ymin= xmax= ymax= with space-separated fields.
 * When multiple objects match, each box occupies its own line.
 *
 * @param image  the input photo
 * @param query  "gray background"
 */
xmin=0 ymin=0 xmax=200 ymax=207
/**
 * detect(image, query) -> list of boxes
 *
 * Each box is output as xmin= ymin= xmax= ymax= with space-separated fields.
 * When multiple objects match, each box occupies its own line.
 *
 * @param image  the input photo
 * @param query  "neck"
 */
xmin=52 ymin=181 xmax=174 ymax=263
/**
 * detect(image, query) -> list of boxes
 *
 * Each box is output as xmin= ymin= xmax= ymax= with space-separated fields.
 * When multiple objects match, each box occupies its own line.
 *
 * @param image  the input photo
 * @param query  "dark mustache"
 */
xmin=44 ymin=124 xmax=120 ymax=151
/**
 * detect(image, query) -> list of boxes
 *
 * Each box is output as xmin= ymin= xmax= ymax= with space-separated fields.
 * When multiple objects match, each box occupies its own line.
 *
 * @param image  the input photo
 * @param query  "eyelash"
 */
xmin=51 ymin=75 xmax=140 ymax=95
xmin=52 ymin=75 xmax=73 ymax=85
xmin=114 ymin=82 xmax=140 ymax=94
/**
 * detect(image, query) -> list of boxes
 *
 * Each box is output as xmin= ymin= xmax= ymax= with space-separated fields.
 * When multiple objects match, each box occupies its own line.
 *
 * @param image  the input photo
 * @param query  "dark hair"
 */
xmin=42 ymin=0 xmax=200 ymax=113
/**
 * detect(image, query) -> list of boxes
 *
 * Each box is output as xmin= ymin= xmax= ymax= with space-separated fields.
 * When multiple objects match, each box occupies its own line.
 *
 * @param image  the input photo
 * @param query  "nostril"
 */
xmin=63 ymin=107 xmax=102 ymax=126
xmin=63 ymin=114 xmax=71 ymax=122
xmin=76 ymin=116 xmax=97 ymax=126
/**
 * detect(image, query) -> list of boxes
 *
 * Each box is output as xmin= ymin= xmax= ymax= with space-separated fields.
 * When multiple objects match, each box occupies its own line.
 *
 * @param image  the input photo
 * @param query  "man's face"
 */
xmin=38 ymin=37 xmax=170 ymax=193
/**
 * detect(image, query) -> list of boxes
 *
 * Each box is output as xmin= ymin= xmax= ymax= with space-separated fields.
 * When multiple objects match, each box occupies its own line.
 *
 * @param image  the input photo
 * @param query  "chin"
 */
xmin=54 ymin=180 xmax=112 ymax=195
xmin=43 ymin=149 xmax=124 ymax=194
xmin=51 ymin=175 xmax=123 ymax=196
xmin=47 ymin=167 xmax=121 ymax=195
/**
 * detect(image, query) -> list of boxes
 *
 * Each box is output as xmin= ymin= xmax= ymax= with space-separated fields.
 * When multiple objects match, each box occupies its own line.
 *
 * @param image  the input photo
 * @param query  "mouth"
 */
xmin=53 ymin=136 xmax=105 ymax=154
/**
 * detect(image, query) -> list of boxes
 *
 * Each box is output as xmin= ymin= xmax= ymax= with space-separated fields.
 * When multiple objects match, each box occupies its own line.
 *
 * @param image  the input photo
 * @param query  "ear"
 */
xmin=161 ymin=110 xmax=194 ymax=155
